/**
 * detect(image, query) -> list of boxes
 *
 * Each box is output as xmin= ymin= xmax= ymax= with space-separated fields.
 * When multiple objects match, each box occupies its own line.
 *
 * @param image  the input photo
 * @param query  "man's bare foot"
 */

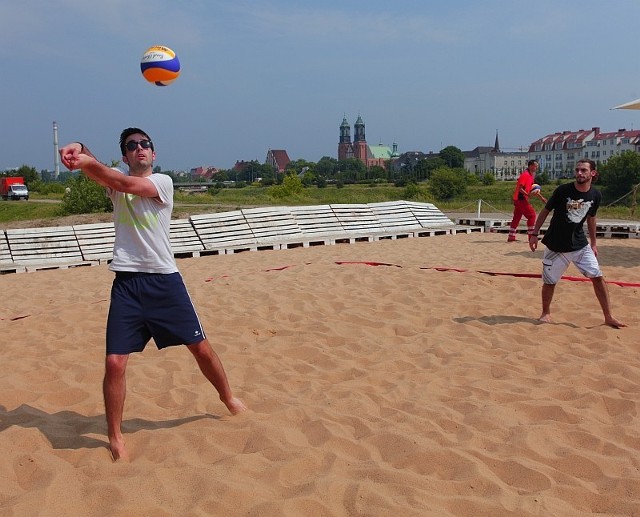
xmin=109 ymin=437 xmax=130 ymax=462
xmin=539 ymin=314 xmax=552 ymax=323
xmin=223 ymin=396 xmax=248 ymax=415
xmin=604 ymin=317 xmax=627 ymax=329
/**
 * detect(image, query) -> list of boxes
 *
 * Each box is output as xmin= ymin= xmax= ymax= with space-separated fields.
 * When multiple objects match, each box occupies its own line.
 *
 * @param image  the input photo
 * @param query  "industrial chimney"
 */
xmin=53 ymin=121 xmax=60 ymax=180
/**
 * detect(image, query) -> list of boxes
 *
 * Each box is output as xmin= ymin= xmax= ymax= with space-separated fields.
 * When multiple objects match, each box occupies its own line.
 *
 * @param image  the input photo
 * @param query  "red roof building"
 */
xmin=265 ymin=149 xmax=291 ymax=173
xmin=529 ymin=127 xmax=600 ymax=177
xmin=189 ymin=166 xmax=220 ymax=180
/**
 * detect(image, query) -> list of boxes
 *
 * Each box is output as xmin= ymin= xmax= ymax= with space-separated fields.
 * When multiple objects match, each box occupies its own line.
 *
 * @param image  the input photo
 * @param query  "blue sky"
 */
xmin=3 ymin=0 xmax=640 ymax=173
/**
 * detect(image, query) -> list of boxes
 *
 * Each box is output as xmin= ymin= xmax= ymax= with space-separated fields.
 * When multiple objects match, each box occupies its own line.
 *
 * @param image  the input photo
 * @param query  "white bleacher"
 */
xmin=404 ymin=201 xmax=455 ymax=235
xmin=290 ymin=205 xmax=349 ymax=245
xmin=369 ymin=201 xmax=421 ymax=239
xmin=6 ymin=226 xmax=95 ymax=271
xmin=0 ymin=231 xmax=25 ymax=273
xmin=241 ymin=206 xmax=306 ymax=250
xmin=170 ymin=218 xmax=205 ymax=257
xmin=0 ymin=201 xmax=486 ymax=272
xmin=74 ymin=222 xmax=115 ymax=262
xmin=330 ymin=203 xmax=391 ymax=242
xmin=189 ymin=210 xmax=257 ymax=254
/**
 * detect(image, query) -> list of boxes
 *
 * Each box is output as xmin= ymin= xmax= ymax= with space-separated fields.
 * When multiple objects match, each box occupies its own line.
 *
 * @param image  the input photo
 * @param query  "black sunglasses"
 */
xmin=125 ymin=139 xmax=153 ymax=152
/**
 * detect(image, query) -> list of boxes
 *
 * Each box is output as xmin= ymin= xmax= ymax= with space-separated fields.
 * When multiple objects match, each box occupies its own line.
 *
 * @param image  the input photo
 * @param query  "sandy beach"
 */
xmin=1 ymin=231 xmax=639 ymax=516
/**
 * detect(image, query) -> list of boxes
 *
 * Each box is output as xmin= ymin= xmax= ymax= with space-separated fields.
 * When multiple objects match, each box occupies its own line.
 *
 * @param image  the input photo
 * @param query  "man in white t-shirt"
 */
xmin=60 ymin=128 xmax=247 ymax=461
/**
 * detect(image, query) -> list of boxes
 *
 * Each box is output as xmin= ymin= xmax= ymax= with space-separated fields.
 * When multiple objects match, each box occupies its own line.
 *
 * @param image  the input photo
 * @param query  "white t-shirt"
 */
xmin=106 ymin=170 xmax=177 ymax=274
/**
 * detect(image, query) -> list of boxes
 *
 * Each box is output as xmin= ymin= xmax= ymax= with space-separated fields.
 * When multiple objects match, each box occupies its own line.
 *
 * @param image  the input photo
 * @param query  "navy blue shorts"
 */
xmin=106 ymin=272 xmax=206 ymax=355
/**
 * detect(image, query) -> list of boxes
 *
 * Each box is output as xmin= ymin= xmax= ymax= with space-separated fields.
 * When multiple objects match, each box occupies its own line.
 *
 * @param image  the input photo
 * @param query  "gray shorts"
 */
xmin=542 ymin=246 xmax=602 ymax=284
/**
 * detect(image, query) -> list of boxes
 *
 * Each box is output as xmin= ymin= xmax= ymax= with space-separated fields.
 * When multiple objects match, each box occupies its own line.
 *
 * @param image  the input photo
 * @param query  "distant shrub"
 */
xmin=269 ymin=174 xmax=308 ymax=200
xmin=481 ymin=172 xmax=495 ymax=186
xmin=59 ymin=175 xmax=112 ymax=215
xmin=31 ymin=181 xmax=66 ymax=195
xmin=536 ymin=172 xmax=551 ymax=185
xmin=402 ymin=182 xmax=430 ymax=201
xmin=466 ymin=173 xmax=480 ymax=186
xmin=428 ymin=168 xmax=467 ymax=200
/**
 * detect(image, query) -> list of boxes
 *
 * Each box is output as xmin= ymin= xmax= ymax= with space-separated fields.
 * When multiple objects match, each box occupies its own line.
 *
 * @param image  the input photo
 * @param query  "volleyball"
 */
xmin=140 ymin=46 xmax=180 ymax=86
xmin=530 ymin=183 xmax=541 ymax=193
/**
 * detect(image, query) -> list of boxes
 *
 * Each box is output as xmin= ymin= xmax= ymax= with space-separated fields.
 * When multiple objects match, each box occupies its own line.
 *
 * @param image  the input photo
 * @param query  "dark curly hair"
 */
xmin=119 ymin=127 xmax=154 ymax=156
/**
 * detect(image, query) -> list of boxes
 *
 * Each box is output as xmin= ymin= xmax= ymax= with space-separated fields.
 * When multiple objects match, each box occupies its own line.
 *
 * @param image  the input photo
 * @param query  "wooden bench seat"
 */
xmin=189 ymin=211 xmax=257 ymax=254
xmin=74 ymin=222 xmax=115 ymax=262
xmin=0 ymin=231 xmax=26 ymax=273
xmin=369 ymin=201 xmax=421 ymax=239
xmin=596 ymin=222 xmax=640 ymax=239
xmin=290 ymin=205 xmax=348 ymax=245
xmin=242 ymin=206 xmax=306 ymax=250
xmin=6 ymin=226 xmax=95 ymax=271
xmin=170 ymin=219 xmax=205 ymax=257
xmin=330 ymin=203 xmax=395 ymax=242
xmin=404 ymin=201 xmax=456 ymax=236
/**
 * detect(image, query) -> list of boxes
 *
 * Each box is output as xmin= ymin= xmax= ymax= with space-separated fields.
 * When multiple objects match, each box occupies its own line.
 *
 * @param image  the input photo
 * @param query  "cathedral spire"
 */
xmin=354 ymin=114 xmax=366 ymax=142
xmin=340 ymin=115 xmax=351 ymax=144
xmin=494 ymin=130 xmax=500 ymax=152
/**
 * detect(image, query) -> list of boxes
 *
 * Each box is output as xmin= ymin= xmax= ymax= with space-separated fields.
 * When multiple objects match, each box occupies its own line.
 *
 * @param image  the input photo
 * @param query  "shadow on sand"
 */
xmin=454 ymin=314 xmax=579 ymax=328
xmin=0 ymin=404 xmax=217 ymax=451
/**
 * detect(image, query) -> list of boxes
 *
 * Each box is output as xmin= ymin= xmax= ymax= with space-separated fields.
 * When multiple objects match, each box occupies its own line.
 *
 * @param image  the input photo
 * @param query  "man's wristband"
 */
xmin=75 ymin=142 xmax=85 ymax=153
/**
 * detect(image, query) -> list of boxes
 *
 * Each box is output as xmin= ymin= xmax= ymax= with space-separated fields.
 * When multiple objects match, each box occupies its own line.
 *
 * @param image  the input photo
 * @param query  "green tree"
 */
xmin=60 ymin=174 xmax=113 ymax=215
xmin=237 ymin=160 xmax=262 ymax=183
xmin=12 ymin=165 xmax=39 ymax=185
xmin=337 ymin=158 xmax=366 ymax=183
xmin=316 ymin=156 xmax=338 ymax=178
xmin=428 ymin=167 xmax=467 ymax=200
xmin=415 ymin=157 xmax=446 ymax=181
xmin=301 ymin=171 xmax=315 ymax=187
xmin=269 ymin=173 xmax=308 ymax=200
xmin=599 ymin=151 xmax=640 ymax=200
xmin=163 ymin=170 xmax=178 ymax=182
xmin=368 ymin=165 xmax=386 ymax=181
xmin=439 ymin=146 xmax=465 ymax=168
xmin=286 ymin=159 xmax=315 ymax=175
xmin=260 ymin=163 xmax=277 ymax=184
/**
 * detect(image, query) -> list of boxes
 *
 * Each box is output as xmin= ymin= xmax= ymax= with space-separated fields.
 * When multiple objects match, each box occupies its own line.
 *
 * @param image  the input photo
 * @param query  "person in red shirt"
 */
xmin=507 ymin=159 xmax=546 ymax=242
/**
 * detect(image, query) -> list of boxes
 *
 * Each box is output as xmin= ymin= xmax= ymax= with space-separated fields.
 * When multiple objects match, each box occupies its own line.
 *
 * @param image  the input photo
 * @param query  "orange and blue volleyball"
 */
xmin=140 ymin=46 xmax=180 ymax=86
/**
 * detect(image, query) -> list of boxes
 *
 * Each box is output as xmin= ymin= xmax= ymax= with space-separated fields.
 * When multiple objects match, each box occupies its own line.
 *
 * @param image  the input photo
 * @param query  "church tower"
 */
xmin=352 ymin=115 xmax=368 ymax=163
xmin=338 ymin=115 xmax=354 ymax=160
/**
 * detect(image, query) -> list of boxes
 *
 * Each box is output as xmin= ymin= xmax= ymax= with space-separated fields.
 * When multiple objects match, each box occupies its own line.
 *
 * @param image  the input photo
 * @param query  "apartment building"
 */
xmin=529 ymin=127 xmax=640 ymax=178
